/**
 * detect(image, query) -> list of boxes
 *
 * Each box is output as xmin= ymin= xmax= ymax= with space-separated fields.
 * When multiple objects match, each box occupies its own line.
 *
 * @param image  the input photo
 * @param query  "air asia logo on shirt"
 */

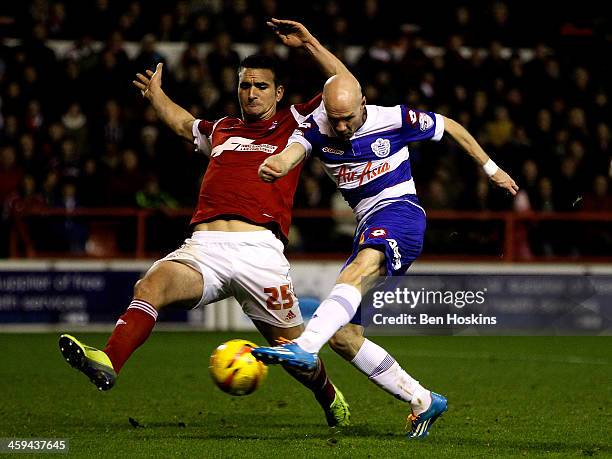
xmin=211 ymin=136 xmax=278 ymax=157
xmin=337 ymin=161 xmax=391 ymax=186
xmin=370 ymin=138 xmax=391 ymax=157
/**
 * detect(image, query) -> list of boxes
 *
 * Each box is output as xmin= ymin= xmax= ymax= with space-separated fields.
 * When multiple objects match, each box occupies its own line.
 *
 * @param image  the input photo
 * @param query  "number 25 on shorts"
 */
xmin=263 ymin=284 xmax=295 ymax=310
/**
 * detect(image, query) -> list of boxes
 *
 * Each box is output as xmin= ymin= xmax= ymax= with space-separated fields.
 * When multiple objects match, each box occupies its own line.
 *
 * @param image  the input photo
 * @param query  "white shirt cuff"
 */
xmin=432 ymin=114 xmax=445 ymax=142
xmin=287 ymin=135 xmax=312 ymax=158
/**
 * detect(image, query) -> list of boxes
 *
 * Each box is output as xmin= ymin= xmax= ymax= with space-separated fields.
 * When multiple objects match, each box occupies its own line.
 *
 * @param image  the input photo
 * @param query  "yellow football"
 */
xmin=209 ymin=339 xmax=268 ymax=396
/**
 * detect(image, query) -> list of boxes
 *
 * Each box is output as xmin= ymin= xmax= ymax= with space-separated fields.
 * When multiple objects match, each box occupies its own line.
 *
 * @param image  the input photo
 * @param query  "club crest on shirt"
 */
xmin=418 ymin=112 xmax=434 ymax=132
xmin=370 ymin=138 xmax=391 ymax=158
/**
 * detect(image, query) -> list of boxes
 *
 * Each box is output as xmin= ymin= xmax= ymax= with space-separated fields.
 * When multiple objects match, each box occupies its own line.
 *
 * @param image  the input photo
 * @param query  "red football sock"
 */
xmin=103 ymin=299 xmax=158 ymax=373
xmin=284 ymin=358 xmax=337 ymax=408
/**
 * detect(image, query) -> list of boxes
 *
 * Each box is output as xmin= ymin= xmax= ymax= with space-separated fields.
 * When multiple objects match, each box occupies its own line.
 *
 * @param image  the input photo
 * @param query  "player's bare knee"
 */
xmin=133 ymin=277 xmax=165 ymax=309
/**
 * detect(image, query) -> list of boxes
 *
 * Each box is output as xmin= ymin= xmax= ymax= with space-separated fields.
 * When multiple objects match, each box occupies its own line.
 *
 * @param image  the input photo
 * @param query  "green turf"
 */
xmin=0 ymin=333 xmax=610 ymax=458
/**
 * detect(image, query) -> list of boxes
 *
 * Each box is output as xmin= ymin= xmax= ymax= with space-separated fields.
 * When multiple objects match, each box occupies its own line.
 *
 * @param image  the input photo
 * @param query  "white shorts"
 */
xmin=152 ymin=230 xmax=303 ymax=328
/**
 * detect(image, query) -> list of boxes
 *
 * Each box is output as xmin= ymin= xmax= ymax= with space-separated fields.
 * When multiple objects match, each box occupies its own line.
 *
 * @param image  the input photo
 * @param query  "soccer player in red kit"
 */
xmin=58 ymin=19 xmax=350 ymax=427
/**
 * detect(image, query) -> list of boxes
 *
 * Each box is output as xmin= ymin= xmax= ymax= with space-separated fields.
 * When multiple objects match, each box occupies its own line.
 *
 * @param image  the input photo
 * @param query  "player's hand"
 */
xmin=490 ymin=168 xmax=519 ymax=196
xmin=132 ymin=62 xmax=163 ymax=100
xmin=259 ymin=155 xmax=288 ymax=183
xmin=266 ymin=18 xmax=314 ymax=48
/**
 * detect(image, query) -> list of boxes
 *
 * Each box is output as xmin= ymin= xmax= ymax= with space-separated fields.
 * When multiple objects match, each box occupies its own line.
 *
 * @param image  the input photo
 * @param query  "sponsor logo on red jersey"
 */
xmin=211 ymin=136 xmax=279 ymax=157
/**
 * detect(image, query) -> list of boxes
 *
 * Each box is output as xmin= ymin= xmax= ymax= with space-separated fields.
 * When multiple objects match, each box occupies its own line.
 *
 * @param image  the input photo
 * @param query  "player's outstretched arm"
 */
xmin=442 ymin=116 xmax=519 ymax=195
xmin=259 ymin=143 xmax=307 ymax=183
xmin=267 ymin=18 xmax=350 ymax=78
xmin=132 ymin=63 xmax=194 ymax=142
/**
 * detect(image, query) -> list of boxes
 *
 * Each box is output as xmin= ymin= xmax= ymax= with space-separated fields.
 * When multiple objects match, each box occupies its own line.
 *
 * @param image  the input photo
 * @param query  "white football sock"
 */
xmin=351 ymin=339 xmax=432 ymax=415
xmin=295 ymin=283 xmax=361 ymax=353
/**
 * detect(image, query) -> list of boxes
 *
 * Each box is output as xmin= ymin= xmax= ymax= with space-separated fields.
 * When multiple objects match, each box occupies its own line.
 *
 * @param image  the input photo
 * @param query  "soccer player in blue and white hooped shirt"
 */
xmin=253 ymin=74 xmax=518 ymax=438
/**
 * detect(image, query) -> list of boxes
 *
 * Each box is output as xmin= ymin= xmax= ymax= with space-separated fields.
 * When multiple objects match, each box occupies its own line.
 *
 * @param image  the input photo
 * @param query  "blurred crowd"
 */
xmin=0 ymin=1 xmax=610 ymax=256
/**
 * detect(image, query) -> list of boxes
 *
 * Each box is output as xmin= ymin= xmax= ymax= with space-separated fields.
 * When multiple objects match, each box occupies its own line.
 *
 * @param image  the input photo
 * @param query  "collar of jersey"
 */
xmin=350 ymin=105 xmax=377 ymax=140
xmin=241 ymin=112 xmax=279 ymax=126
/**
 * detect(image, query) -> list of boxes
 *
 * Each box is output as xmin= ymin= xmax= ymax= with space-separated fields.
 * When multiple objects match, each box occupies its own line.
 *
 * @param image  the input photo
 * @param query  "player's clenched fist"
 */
xmin=132 ymin=62 xmax=163 ymax=99
xmin=259 ymin=155 xmax=288 ymax=183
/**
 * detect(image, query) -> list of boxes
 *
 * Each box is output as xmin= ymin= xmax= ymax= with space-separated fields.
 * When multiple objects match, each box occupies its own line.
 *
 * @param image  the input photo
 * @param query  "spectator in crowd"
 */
xmin=3 ymin=174 xmax=44 ymax=215
xmin=78 ymin=158 xmax=106 ymax=207
xmin=108 ymin=149 xmax=146 ymax=206
xmin=485 ymin=106 xmax=514 ymax=148
xmin=583 ymin=175 xmax=612 ymax=211
xmin=136 ymin=176 xmax=178 ymax=211
xmin=188 ymin=14 xmax=214 ymax=43
xmin=0 ymin=146 xmax=23 ymax=205
xmin=61 ymin=103 xmax=88 ymax=153
xmin=206 ymin=32 xmax=240 ymax=87
xmin=133 ymin=34 xmax=165 ymax=74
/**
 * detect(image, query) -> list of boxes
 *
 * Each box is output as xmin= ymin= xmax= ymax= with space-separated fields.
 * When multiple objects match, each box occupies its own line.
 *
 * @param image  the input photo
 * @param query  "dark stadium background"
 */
xmin=0 ymin=0 xmax=610 ymax=260
xmin=0 ymin=3 xmax=610 ymax=457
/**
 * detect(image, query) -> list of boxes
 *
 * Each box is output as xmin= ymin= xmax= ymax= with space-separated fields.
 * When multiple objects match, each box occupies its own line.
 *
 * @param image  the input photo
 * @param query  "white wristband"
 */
xmin=483 ymin=158 xmax=499 ymax=177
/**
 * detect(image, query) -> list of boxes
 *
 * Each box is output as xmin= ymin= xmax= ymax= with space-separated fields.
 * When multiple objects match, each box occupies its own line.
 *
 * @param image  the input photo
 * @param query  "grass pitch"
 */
xmin=0 ymin=332 xmax=610 ymax=458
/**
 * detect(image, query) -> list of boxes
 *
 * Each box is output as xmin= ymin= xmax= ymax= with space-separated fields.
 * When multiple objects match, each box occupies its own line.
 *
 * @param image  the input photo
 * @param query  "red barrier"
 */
xmin=7 ymin=207 xmax=612 ymax=262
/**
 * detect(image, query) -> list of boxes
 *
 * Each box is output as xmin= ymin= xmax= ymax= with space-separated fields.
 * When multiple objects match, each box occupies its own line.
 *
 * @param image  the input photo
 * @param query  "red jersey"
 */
xmin=190 ymin=94 xmax=322 ymax=241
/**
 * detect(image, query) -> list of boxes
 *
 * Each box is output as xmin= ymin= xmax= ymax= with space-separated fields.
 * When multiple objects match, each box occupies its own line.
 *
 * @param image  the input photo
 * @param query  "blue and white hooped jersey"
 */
xmin=288 ymin=103 xmax=444 ymax=221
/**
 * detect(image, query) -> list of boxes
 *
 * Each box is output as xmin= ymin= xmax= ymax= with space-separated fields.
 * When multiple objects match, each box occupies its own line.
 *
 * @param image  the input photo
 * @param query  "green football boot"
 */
xmin=59 ymin=334 xmax=117 ymax=391
xmin=324 ymin=384 xmax=351 ymax=427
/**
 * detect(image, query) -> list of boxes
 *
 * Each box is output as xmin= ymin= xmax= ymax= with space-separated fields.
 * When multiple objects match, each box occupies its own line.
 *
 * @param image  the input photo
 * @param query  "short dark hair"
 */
xmin=238 ymin=54 xmax=285 ymax=87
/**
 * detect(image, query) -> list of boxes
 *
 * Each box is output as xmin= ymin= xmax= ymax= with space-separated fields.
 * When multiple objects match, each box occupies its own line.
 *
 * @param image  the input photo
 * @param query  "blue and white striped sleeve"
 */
xmin=401 ymin=105 xmax=445 ymax=142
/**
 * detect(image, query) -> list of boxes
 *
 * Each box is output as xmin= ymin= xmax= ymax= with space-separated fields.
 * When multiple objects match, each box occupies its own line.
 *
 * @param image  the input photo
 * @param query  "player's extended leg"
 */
xmin=328 ymin=324 xmax=447 ymax=439
xmin=252 ymin=248 xmax=382 ymax=369
xmin=59 ymin=260 xmax=203 ymax=390
xmin=252 ymin=246 xmax=447 ymax=437
xmin=252 ymin=320 xmax=350 ymax=427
